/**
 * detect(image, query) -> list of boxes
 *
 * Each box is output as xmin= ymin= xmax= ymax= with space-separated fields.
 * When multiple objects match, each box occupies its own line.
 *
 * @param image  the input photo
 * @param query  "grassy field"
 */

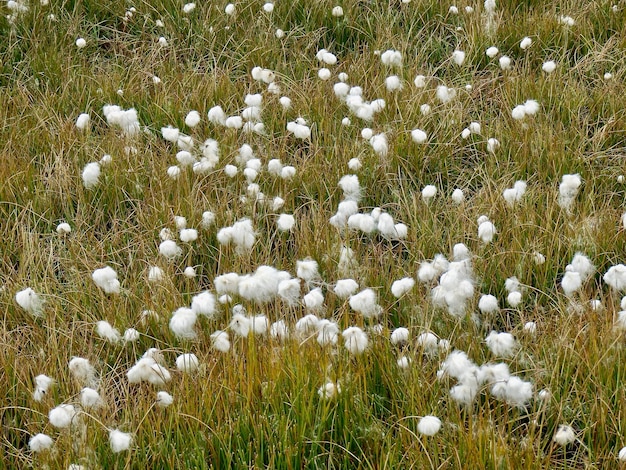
xmin=2 ymin=0 xmax=626 ymax=468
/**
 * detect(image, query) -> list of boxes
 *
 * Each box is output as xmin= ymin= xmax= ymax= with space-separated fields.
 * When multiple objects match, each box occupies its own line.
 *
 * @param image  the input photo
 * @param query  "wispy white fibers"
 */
xmin=303 ymin=288 xmax=325 ymax=310
xmin=238 ymin=265 xmax=291 ymax=303
xmin=177 ymin=134 xmax=194 ymax=151
xmin=296 ymin=258 xmax=320 ymax=284
xmin=369 ymin=133 xmax=388 ymax=157
xmin=438 ymin=350 xmax=477 ymax=381
xmin=194 ymin=139 xmax=220 ymax=174
xmin=505 ymin=276 xmax=523 ymax=307
xmin=411 ymin=129 xmax=428 ymax=144
xmin=422 ymin=185 xmax=437 ymax=204
xmin=413 ymin=75 xmax=426 ymax=88
xmin=604 ymin=264 xmax=626 ymax=291
xmin=451 ymin=50 xmax=466 ymax=66
xmin=349 ymin=288 xmax=383 ymax=318
xmin=502 ymin=181 xmax=527 ymax=207
xmin=417 ymin=416 xmax=441 ymax=436
xmin=486 ymin=46 xmax=498 ymax=58
xmin=346 ymin=212 xmax=376 ymax=235
xmin=558 ymin=15 xmax=575 ymax=27
xmin=436 ymin=85 xmax=456 ymax=104
xmin=217 ymin=219 xmax=256 ymax=254
xmin=558 ymin=173 xmax=582 ymax=210
xmin=377 ymin=212 xmax=407 ymax=240
xmin=68 ymin=357 xmax=96 ymax=386
xmin=562 ymin=252 xmax=594 ymax=296
xmin=430 ymin=250 xmax=475 ymax=318
xmin=338 ymin=174 xmax=361 ymax=202
xmin=276 ymin=278 xmax=300 ymax=306
xmin=287 ymin=119 xmax=311 ymax=139
xmin=176 ymin=353 xmax=199 ymax=373
xmin=542 ymin=60 xmax=557 ymax=74
xmin=251 ymin=66 xmax=275 ymax=84
xmin=102 ymin=105 xmax=140 ymax=136
xmin=477 ymin=362 xmax=510 ymax=388
xmin=318 ymin=68 xmax=332 ymax=80
xmin=109 ymin=429 xmax=132 ymax=453
xmin=49 ymin=404 xmax=78 ymax=428
xmin=148 ymin=266 xmax=164 ymax=283
xmin=75 ymin=113 xmax=90 ymax=130
xmin=416 ymin=332 xmax=439 ymax=355
xmin=179 ymin=228 xmax=198 ymax=243
xmin=15 ymin=287 xmax=44 ymax=316
xmin=29 ymin=433 xmax=54 ymax=452
xmin=214 ymin=272 xmax=241 ymax=296
xmin=33 ymin=374 xmax=54 ymax=402
xmin=478 ymin=294 xmax=499 ymax=314
xmin=487 ymin=138 xmax=500 ymax=154
xmin=56 ymin=222 xmax=71 ymax=235
xmin=342 ymin=326 xmax=369 ymax=354
xmin=385 ymin=75 xmax=402 ymax=92
xmin=159 ymin=239 xmax=183 ymax=259
xmin=450 ymin=188 xmax=465 ymax=204
xmin=230 ymin=312 xmax=251 ymax=337
xmin=156 ymin=391 xmax=174 ymax=408
xmin=207 ymin=106 xmax=227 ymax=125
xmin=390 ymin=327 xmax=409 ymax=346
xmin=169 ymin=308 xmax=198 ymax=339
xmin=318 ymin=381 xmax=341 ymax=399
xmin=417 ymin=254 xmax=448 ymax=283
xmin=567 ymin=253 xmax=595 ymax=281
xmin=316 ymin=48 xmax=338 ymax=66
xmin=249 ymin=315 xmax=269 ymax=335
xmin=481 ymin=364 xmax=532 ymax=408
xmin=96 ymin=320 xmax=121 ymax=343
xmin=82 ymin=162 xmax=101 ymax=189
xmin=225 ymin=116 xmax=243 ymax=129
xmin=80 ymin=387 xmax=103 ymax=409
xmin=201 ymin=211 xmax=215 ymax=228
xmin=277 ymin=213 xmax=295 ymax=232
xmin=334 ymin=279 xmax=359 ymax=298
xmin=185 ymin=110 xmax=201 ymax=127
xmin=191 ymin=291 xmax=217 ymax=318
xmin=380 ymin=49 xmax=402 ymax=67
xmin=162 ymin=126 xmax=179 ymax=142
xmin=561 ymin=271 xmax=582 ymax=297
xmin=210 ymin=330 xmax=231 ymax=352
xmin=174 ymin=216 xmax=187 ymax=229
xmin=295 ymin=314 xmax=320 ymax=337
xmin=438 ymin=350 xmax=479 ymax=406
xmin=127 ymin=355 xmax=171 ymax=386
xmin=92 ymin=266 xmax=120 ymax=294
xmin=485 ymin=331 xmax=518 ymax=358
xmin=477 ymin=216 xmax=497 ymax=243
xmin=270 ymin=320 xmax=289 ymax=341
xmin=316 ymin=319 xmax=339 ymax=346
xmin=553 ymin=425 xmax=576 ymax=446
xmin=330 ymin=199 xmax=358 ymax=228
xmin=391 ymin=278 xmax=415 ymax=298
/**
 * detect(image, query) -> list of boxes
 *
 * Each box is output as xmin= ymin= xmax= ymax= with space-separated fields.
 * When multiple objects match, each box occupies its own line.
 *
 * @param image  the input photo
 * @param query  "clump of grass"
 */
xmin=3 ymin=0 xmax=626 ymax=468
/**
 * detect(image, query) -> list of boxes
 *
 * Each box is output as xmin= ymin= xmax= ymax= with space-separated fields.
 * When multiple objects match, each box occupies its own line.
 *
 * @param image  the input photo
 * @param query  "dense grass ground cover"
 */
xmin=2 ymin=0 xmax=626 ymax=468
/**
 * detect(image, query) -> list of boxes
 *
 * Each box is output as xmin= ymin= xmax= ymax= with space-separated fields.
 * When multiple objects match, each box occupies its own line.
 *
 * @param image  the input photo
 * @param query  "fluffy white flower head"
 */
xmin=109 ymin=429 xmax=132 ymax=453
xmin=417 ymin=416 xmax=442 ymax=436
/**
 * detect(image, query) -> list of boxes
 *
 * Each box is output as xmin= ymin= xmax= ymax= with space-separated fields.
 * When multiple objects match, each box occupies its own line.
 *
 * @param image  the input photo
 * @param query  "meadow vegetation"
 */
xmin=2 ymin=0 xmax=626 ymax=468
